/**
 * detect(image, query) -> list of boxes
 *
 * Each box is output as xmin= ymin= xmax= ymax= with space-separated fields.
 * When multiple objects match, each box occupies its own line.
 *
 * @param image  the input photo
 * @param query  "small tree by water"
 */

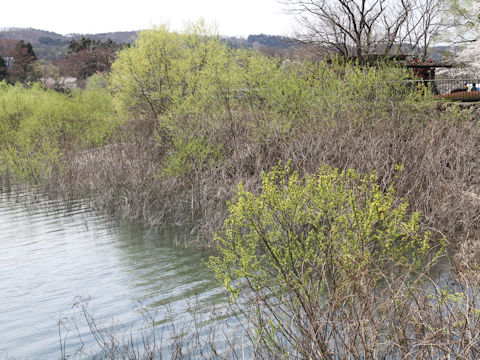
xmin=210 ymin=164 xmax=445 ymax=358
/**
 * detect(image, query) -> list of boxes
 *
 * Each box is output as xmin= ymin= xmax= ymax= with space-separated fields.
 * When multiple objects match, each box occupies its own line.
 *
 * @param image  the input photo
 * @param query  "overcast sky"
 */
xmin=1 ymin=0 xmax=296 ymax=37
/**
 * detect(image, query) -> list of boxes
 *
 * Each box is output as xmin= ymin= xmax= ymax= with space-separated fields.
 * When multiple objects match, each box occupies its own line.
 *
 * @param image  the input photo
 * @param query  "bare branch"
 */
xmin=280 ymin=0 xmax=447 ymax=59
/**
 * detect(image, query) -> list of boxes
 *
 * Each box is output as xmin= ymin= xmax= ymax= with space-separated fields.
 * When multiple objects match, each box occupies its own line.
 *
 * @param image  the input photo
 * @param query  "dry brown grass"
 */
xmin=48 ymin=101 xmax=480 ymax=260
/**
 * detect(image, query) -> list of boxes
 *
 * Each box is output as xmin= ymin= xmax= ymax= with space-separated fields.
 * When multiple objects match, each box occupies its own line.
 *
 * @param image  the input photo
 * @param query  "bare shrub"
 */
xmin=59 ymin=296 xmax=253 ymax=360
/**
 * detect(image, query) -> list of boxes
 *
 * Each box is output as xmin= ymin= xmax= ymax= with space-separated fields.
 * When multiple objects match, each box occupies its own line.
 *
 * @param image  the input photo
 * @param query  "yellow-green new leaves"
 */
xmin=0 ymin=82 xmax=117 ymax=184
xmin=162 ymin=136 xmax=223 ymax=178
xmin=109 ymin=24 xmax=424 ymax=148
xmin=210 ymin=165 xmax=439 ymax=302
xmin=109 ymin=24 xmax=237 ymax=120
xmin=109 ymin=25 xmax=186 ymax=119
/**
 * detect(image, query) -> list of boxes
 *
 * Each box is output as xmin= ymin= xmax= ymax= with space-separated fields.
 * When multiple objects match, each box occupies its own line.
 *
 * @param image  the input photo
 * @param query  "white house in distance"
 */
xmin=1 ymin=56 xmax=14 ymax=70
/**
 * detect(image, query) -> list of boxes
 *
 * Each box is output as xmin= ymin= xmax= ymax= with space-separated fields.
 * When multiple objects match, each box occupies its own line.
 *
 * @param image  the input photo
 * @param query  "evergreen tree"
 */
xmin=9 ymin=40 xmax=37 ymax=82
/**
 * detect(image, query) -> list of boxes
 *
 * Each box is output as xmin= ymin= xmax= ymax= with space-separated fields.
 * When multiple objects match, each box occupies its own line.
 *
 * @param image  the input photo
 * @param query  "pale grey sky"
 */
xmin=2 ymin=0 xmax=295 ymax=37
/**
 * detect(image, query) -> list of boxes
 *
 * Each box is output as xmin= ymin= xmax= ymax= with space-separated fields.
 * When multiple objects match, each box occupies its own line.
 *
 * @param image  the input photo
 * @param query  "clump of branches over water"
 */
xmin=60 ymin=166 xmax=480 ymax=358
xmin=210 ymin=165 xmax=480 ymax=358
xmin=56 ymin=163 xmax=480 ymax=358
xmin=60 ymin=270 xmax=480 ymax=359
xmin=59 ymin=295 xmax=253 ymax=360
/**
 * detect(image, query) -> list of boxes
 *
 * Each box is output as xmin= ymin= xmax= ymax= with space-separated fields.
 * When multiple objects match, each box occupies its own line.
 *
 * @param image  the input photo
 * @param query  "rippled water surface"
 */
xmin=0 ymin=188 xmax=225 ymax=359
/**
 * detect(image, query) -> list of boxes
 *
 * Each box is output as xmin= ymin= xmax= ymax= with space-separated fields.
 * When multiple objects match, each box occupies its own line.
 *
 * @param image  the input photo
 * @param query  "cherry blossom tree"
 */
xmin=438 ymin=1 xmax=480 ymax=77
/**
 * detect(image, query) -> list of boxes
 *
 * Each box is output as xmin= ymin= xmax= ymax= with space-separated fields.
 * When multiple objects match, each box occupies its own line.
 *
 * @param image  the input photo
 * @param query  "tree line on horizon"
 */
xmin=0 ymin=31 xmax=303 ymax=87
xmin=1 ymin=0 xmax=479 ymax=86
xmin=0 ymin=36 xmax=128 ymax=85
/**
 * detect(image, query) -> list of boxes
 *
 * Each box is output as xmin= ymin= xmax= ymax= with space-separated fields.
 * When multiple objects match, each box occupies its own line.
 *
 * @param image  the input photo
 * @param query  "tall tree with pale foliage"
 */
xmin=441 ymin=0 xmax=480 ymax=76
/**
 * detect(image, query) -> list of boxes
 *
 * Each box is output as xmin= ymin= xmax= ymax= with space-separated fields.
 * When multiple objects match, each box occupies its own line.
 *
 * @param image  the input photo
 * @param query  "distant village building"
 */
xmin=1 ymin=56 xmax=14 ymax=70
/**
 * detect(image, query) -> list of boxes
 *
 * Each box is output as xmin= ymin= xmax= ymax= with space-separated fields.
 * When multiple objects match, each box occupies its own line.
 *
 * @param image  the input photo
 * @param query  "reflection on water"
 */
xmin=0 ymin=188 xmax=225 ymax=359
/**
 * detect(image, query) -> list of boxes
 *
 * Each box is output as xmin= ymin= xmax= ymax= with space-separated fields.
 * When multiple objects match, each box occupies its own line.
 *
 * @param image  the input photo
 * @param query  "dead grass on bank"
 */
xmin=48 ymin=102 xmax=480 ymax=264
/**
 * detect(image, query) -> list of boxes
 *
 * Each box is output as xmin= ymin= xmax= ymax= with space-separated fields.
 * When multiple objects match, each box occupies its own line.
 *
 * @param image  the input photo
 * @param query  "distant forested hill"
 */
xmin=0 ymin=28 xmax=451 ymax=62
xmin=0 ymin=28 xmax=301 ymax=61
xmin=0 ymin=28 xmax=68 ymax=60
xmin=225 ymin=34 xmax=297 ymax=50
xmin=247 ymin=34 xmax=296 ymax=49
xmin=67 ymin=31 xmax=139 ymax=45
xmin=0 ymin=28 xmax=138 ymax=61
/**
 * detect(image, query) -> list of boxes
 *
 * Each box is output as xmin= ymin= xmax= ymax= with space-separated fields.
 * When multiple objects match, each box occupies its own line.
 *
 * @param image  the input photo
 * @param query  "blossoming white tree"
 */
xmin=440 ymin=0 xmax=480 ymax=77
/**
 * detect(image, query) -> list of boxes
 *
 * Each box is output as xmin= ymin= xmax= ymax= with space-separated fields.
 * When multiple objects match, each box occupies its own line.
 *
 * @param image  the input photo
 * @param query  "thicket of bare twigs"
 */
xmin=53 ymin=101 xmax=480 ymax=258
xmin=5 ymin=74 xmax=479 ymax=360
xmin=61 ymin=272 xmax=480 ymax=358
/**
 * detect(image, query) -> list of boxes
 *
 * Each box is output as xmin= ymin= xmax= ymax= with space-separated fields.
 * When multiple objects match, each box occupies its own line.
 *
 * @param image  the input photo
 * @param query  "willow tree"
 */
xmin=109 ymin=23 xmax=242 ymax=120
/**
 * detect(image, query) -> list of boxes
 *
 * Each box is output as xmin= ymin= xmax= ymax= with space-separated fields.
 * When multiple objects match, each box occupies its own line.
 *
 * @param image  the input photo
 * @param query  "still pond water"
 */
xmin=0 ymin=187 xmax=226 ymax=359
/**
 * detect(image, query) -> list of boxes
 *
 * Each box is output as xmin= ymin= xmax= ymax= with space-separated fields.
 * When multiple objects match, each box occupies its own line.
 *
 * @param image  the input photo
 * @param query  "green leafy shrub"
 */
xmin=210 ymin=164 xmax=443 ymax=357
xmin=110 ymin=23 xmax=238 ymax=120
xmin=0 ymin=81 xmax=118 ymax=183
xmin=211 ymin=164 xmax=434 ymax=294
xmin=109 ymin=24 xmax=420 ymax=130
